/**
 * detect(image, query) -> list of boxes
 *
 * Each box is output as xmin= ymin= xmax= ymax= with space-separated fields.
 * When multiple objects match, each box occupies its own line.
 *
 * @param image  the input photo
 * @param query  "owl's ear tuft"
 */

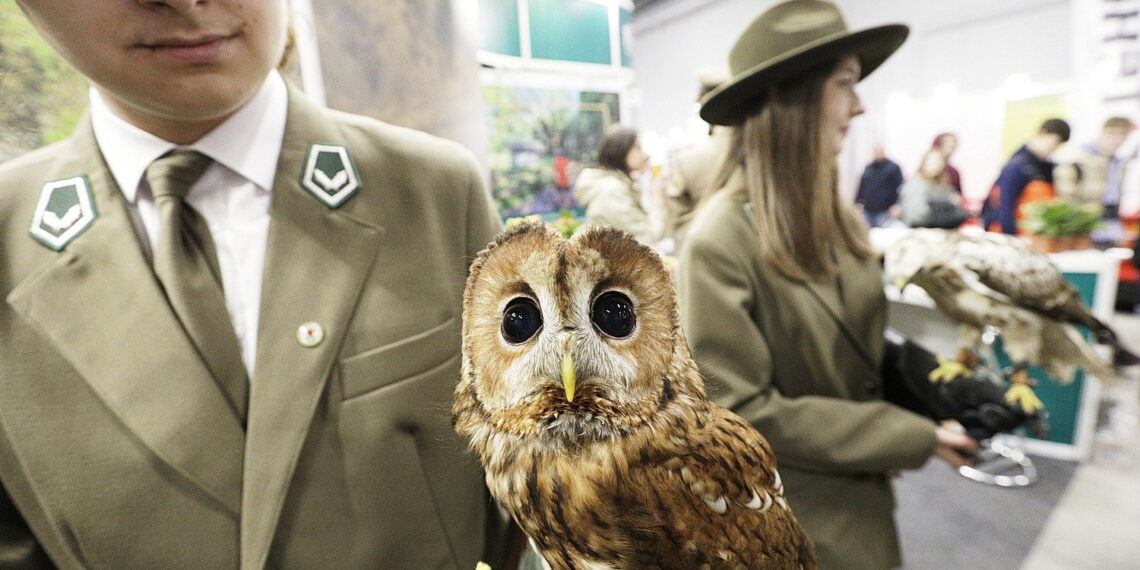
xmin=466 ymin=222 xmax=563 ymax=301
xmin=495 ymin=220 xmax=561 ymax=247
xmin=574 ymin=224 xmax=665 ymax=274
xmin=469 ymin=222 xmax=558 ymax=277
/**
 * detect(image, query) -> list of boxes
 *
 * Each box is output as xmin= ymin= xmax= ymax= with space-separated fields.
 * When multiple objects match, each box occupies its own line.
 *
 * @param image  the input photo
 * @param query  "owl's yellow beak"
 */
xmin=894 ymin=278 xmax=909 ymax=292
xmin=561 ymin=349 xmax=576 ymax=402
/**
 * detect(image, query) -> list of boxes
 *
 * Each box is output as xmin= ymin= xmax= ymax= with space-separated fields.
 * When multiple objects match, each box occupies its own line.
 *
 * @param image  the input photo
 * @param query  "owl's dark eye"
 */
xmin=591 ymin=291 xmax=635 ymax=339
xmin=501 ymin=297 xmax=542 ymax=344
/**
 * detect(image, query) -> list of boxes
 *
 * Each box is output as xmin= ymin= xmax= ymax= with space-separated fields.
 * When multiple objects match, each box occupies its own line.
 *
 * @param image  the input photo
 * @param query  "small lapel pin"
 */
xmin=296 ymin=321 xmax=325 ymax=348
xmin=29 ymin=175 xmax=98 ymax=251
xmin=300 ymin=143 xmax=361 ymax=209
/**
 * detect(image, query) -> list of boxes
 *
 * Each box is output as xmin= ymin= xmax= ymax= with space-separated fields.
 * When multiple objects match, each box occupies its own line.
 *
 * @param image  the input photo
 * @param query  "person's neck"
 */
xmin=98 ymin=91 xmax=238 ymax=145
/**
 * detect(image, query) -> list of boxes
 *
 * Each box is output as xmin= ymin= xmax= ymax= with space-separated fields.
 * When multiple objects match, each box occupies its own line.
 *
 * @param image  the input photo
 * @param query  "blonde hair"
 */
xmin=916 ymin=149 xmax=951 ymax=187
xmin=714 ymin=60 xmax=873 ymax=282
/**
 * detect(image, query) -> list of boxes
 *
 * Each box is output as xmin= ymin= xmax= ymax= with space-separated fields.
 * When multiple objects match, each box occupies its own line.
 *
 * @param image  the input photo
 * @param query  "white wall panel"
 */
xmin=631 ymin=0 xmax=1074 ymax=199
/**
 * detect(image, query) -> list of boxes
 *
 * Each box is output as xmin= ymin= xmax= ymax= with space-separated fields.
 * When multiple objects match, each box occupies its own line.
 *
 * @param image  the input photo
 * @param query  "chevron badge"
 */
xmin=300 ymin=143 xmax=361 ymax=208
xmin=29 ymin=175 xmax=98 ymax=251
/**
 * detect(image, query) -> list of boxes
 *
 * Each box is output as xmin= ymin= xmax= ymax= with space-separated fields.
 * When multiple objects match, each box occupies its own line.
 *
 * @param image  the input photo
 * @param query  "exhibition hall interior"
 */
xmin=1 ymin=0 xmax=1138 ymax=568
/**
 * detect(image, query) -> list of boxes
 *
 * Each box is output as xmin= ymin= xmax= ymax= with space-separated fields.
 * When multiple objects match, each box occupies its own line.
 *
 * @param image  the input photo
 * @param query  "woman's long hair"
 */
xmin=712 ymin=60 xmax=874 ymax=282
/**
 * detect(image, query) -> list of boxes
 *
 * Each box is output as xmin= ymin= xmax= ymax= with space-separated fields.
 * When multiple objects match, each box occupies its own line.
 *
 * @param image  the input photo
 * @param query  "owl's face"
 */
xmin=461 ymin=223 xmax=684 ymax=443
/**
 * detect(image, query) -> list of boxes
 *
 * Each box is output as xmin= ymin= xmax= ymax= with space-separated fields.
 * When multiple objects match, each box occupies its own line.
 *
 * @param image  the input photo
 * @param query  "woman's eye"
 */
xmin=591 ymin=291 xmax=636 ymax=338
xmin=501 ymin=298 xmax=543 ymax=344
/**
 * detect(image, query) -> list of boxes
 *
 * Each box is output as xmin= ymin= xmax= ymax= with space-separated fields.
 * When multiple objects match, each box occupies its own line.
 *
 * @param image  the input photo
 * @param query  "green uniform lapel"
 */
xmin=6 ymin=118 xmax=244 ymax=515
xmin=239 ymin=88 xmax=384 ymax=570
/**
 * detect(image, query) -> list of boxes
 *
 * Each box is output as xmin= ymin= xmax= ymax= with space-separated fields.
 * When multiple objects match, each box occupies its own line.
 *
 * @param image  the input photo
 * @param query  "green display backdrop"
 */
xmin=990 ymin=272 xmax=1098 ymax=445
xmin=529 ymin=0 xmax=610 ymax=64
xmin=619 ymin=6 xmax=633 ymax=67
xmin=479 ymin=0 xmax=521 ymax=57
xmin=477 ymin=1 xmax=633 ymax=67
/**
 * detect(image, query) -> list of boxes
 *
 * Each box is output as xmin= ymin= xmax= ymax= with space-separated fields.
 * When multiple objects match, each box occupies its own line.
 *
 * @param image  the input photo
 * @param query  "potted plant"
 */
xmin=1020 ymin=200 xmax=1102 ymax=252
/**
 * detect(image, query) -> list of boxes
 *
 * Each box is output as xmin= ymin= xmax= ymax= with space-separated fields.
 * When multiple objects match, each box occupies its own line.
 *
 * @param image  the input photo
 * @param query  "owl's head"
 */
xmin=458 ymin=222 xmax=701 ymax=445
xmin=883 ymin=228 xmax=956 ymax=288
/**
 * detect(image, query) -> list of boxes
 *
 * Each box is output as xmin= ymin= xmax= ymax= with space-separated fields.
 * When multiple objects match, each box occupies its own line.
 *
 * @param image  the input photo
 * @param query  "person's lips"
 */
xmin=138 ymin=32 xmax=237 ymax=62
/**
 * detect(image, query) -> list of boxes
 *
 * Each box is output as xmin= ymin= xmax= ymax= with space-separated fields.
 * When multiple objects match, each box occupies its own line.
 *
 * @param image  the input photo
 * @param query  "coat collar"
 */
xmin=738 ymin=193 xmax=879 ymax=370
xmin=8 ymin=87 xmax=386 ymax=563
xmin=7 ymin=117 xmax=246 ymax=515
xmin=238 ymin=85 xmax=383 ymax=570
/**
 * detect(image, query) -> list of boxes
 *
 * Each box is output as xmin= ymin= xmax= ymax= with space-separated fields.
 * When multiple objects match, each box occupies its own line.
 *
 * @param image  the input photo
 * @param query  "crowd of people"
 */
xmin=849 ymin=116 xmax=1136 ymax=241
xmin=0 ymin=0 xmax=1135 ymax=568
xmin=582 ymin=104 xmax=1135 ymax=257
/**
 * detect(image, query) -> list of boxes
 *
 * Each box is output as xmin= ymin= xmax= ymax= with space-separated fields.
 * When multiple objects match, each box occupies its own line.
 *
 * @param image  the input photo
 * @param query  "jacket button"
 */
xmin=865 ymin=380 xmax=878 ymax=394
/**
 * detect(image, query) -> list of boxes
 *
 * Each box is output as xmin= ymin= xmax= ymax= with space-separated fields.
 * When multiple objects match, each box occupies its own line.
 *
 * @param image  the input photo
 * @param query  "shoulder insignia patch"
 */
xmin=300 ymin=143 xmax=361 ymax=209
xmin=29 ymin=175 xmax=98 ymax=251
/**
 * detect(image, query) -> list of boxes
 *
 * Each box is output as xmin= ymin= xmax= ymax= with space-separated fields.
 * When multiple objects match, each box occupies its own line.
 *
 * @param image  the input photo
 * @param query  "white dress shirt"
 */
xmin=91 ymin=71 xmax=288 ymax=377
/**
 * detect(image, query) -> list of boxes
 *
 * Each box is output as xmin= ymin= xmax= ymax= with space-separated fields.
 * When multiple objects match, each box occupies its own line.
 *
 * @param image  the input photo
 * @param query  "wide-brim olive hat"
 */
xmin=700 ymin=0 xmax=909 ymax=126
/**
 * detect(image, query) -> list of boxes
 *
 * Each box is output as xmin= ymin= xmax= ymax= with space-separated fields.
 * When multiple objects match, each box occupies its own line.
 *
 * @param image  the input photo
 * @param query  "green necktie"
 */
xmin=147 ymin=149 xmax=249 ymax=424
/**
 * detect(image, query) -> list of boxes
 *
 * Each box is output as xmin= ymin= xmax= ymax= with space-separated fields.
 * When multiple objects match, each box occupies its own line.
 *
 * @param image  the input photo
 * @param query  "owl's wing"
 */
xmin=957 ymin=235 xmax=1121 ymax=352
xmin=649 ymin=406 xmax=816 ymax=568
xmin=958 ymin=234 xmax=1085 ymax=317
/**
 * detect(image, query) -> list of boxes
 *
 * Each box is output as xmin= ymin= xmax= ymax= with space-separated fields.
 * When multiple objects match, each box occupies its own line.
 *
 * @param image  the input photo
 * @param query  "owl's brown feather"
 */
xmin=453 ymin=222 xmax=815 ymax=569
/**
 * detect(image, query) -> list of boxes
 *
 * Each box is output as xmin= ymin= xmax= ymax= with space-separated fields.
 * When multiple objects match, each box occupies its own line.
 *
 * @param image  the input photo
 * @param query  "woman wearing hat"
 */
xmin=677 ymin=1 xmax=979 ymax=568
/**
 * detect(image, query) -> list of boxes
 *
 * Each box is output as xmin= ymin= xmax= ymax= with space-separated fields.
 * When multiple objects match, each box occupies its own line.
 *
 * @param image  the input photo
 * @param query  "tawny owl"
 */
xmin=452 ymin=222 xmax=816 ymax=569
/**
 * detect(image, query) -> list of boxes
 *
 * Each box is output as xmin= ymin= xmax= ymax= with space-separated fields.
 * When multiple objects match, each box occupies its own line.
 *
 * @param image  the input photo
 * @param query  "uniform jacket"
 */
xmin=664 ymin=126 xmax=731 ymax=246
xmin=678 ymin=172 xmax=937 ymax=569
xmin=0 ymin=88 xmax=503 ymax=569
xmin=573 ymin=167 xmax=656 ymax=243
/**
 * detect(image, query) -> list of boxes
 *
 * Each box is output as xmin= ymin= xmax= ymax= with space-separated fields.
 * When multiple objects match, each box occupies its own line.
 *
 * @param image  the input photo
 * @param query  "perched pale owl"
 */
xmin=453 ymin=223 xmax=816 ymax=570
xmin=884 ymin=229 xmax=1136 ymax=410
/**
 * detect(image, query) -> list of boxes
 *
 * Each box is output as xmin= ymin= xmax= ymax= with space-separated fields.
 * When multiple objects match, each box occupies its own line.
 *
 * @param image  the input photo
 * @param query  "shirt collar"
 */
xmin=91 ymin=71 xmax=288 ymax=203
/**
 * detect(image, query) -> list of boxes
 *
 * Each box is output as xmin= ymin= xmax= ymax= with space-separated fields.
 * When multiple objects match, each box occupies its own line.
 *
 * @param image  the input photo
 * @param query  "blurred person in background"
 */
xmin=982 ymin=118 xmax=1071 ymax=234
xmin=664 ymin=66 xmax=733 ymax=250
xmin=574 ymin=125 xmax=656 ymax=243
xmin=1054 ymin=116 xmax=1135 ymax=244
xmin=854 ymin=143 xmax=905 ymax=228
xmin=899 ymin=148 xmax=972 ymax=229
xmin=932 ymin=132 xmax=963 ymax=195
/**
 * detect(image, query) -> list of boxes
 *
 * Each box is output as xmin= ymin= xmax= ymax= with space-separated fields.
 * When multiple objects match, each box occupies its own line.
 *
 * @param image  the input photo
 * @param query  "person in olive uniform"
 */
xmin=0 ymin=1 xmax=505 ymax=567
xmin=678 ymin=1 xmax=979 ymax=568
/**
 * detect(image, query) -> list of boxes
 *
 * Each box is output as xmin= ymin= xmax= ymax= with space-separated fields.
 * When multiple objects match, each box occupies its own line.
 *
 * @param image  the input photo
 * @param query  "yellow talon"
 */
xmin=1005 ymin=383 xmax=1044 ymax=414
xmin=929 ymin=356 xmax=971 ymax=382
xmin=476 ymin=563 xmax=492 ymax=570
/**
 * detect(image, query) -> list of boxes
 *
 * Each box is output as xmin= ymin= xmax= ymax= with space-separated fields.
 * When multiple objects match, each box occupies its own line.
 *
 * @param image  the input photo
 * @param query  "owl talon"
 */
xmin=1004 ymin=383 xmax=1044 ymax=414
xmin=929 ymin=356 xmax=972 ymax=382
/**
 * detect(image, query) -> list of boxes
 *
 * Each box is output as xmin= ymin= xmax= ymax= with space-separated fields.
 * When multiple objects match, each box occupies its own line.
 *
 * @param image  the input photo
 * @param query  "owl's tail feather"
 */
xmin=1082 ymin=317 xmax=1140 ymax=370
xmin=1112 ymin=341 xmax=1140 ymax=369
